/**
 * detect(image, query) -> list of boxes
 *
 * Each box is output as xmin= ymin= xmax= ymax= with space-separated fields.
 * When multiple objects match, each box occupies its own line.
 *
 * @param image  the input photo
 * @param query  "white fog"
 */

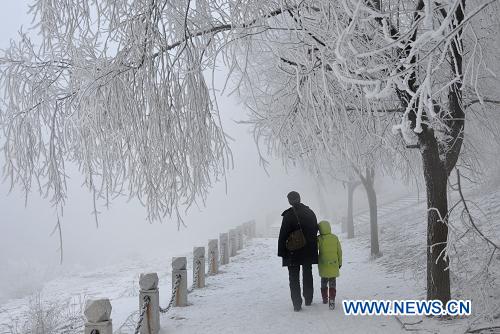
xmin=0 ymin=1 xmax=499 ymax=333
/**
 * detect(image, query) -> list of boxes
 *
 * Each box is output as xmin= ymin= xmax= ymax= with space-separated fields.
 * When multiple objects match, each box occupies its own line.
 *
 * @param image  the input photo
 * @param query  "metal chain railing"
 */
xmin=160 ymin=274 xmax=182 ymax=314
xmin=187 ymin=259 xmax=201 ymax=293
xmin=133 ymin=295 xmax=151 ymax=334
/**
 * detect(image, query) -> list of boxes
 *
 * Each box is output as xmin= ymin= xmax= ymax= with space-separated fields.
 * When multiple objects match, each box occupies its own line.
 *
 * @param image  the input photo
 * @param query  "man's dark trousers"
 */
xmin=287 ymin=264 xmax=313 ymax=308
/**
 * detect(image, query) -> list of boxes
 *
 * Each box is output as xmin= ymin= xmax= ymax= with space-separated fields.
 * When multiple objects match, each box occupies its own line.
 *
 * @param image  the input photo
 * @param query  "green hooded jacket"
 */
xmin=317 ymin=220 xmax=342 ymax=278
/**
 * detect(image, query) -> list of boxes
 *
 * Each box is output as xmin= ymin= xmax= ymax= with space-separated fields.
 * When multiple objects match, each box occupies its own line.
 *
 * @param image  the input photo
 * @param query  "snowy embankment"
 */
xmin=162 ymin=237 xmax=408 ymax=333
xmin=1 ymin=186 xmax=499 ymax=334
xmin=163 ymin=187 xmax=500 ymax=333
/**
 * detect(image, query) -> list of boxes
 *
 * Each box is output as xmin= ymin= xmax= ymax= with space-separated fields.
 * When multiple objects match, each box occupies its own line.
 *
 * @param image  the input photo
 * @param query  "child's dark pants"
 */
xmin=321 ymin=277 xmax=337 ymax=304
xmin=321 ymin=277 xmax=336 ymax=289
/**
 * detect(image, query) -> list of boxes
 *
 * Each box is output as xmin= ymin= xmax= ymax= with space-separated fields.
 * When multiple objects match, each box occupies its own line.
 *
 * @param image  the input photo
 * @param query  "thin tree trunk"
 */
xmin=346 ymin=181 xmax=360 ymax=239
xmin=365 ymin=179 xmax=380 ymax=257
xmin=420 ymin=0 xmax=464 ymax=303
xmin=359 ymin=168 xmax=380 ymax=257
xmin=341 ymin=216 xmax=347 ymax=234
xmin=389 ymin=0 xmax=464 ymax=304
xmin=421 ymin=131 xmax=451 ymax=303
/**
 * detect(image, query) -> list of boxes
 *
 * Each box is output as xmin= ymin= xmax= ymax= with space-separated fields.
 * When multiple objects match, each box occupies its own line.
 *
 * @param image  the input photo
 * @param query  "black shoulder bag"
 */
xmin=285 ymin=207 xmax=307 ymax=251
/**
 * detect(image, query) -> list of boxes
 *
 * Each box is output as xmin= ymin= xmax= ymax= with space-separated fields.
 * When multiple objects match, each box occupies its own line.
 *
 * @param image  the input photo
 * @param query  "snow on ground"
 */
xmin=163 ymin=184 xmax=500 ymax=333
xmin=357 ymin=186 xmax=500 ymax=326
xmin=163 ymin=237 xmax=412 ymax=334
xmin=0 ymin=252 xmax=193 ymax=332
xmin=162 ymin=235 xmax=497 ymax=334
xmin=1 ymin=185 xmax=499 ymax=333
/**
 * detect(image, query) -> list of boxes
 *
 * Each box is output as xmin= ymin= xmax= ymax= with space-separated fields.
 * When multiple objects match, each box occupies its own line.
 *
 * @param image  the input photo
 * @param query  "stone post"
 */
xmin=236 ymin=225 xmax=244 ymax=250
xmin=243 ymin=222 xmax=251 ymax=238
xmin=192 ymin=247 xmax=205 ymax=288
xmin=242 ymin=222 xmax=248 ymax=238
xmin=84 ymin=299 xmax=112 ymax=334
xmin=228 ymin=228 xmax=237 ymax=257
xmin=172 ymin=257 xmax=188 ymax=307
xmin=138 ymin=273 xmax=160 ymax=334
xmin=250 ymin=220 xmax=257 ymax=238
xmin=219 ymin=233 xmax=229 ymax=265
xmin=341 ymin=216 xmax=347 ymax=234
xmin=207 ymin=239 xmax=219 ymax=275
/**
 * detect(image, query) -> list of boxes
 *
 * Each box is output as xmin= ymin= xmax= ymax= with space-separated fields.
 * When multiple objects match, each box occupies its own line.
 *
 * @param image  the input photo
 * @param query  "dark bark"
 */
xmin=358 ymin=168 xmax=381 ymax=257
xmin=366 ymin=179 xmax=380 ymax=257
xmin=346 ymin=180 xmax=361 ymax=239
xmin=386 ymin=0 xmax=465 ymax=303
xmin=421 ymin=0 xmax=464 ymax=304
xmin=420 ymin=130 xmax=451 ymax=303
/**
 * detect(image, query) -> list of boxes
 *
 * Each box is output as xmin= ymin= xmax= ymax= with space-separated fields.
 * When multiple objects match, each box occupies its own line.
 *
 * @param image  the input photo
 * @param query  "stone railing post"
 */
xmin=250 ymin=220 xmax=257 ymax=238
xmin=341 ymin=216 xmax=347 ymax=234
xmin=236 ymin=226 xmax=244 ymax=250
xmin=207 ymin=239 xmax=219 ymax=274
xmin=243 ymin=222 xmax=251 ymax=238
xmin=193 ymin=247 xmax=205 ymax=288
xmin=172 ymin=257 xmax=188 ymax=307
xmin=228 ymin=228 xmax=237 ymax=257
xmin=219 ymin=233 xmax=229 ymax=265
xmin=138 ymin=273 xmax=160 ymax=334
xmin=84 ymin=299 xmax=112 ymax=334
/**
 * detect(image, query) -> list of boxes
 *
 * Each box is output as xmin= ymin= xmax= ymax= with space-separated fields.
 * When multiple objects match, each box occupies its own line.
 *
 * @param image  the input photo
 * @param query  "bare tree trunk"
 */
xmin=421 ymin=0 xmax=464 ymax=304
xmin=346 ymin=180 xmax=360 ymax=239
xmin=420 ymin=131 xmax=451 ymax=303
xmin=358 ymin=168 xmax=380 ymax=257
xmin=366 ymin=180 xmax=380 ymax=257
xmin=390 ymin=0 xmax=464 ymax=304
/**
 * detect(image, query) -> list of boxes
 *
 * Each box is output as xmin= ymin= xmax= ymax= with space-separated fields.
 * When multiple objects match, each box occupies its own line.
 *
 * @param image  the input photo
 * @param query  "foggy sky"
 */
xmin=0 ymin=1 xmax=345 ymax=272
xmin=0 ymin=1 xmax=412 ymax=305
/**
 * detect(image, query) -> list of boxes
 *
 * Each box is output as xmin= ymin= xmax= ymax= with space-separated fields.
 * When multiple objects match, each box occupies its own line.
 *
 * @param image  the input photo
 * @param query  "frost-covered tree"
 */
xmin=240 ymin=67 xmax=391 ymax=257
xmin=1 ymin=0 xmax=499 ymax=302
xmin=330 ymin=0 xmax=500 ymax=303
xmin=304 ymin=159 xmax=369 ymax=242
xmin=0 ymin=0 xmax=249 ymax=222
xmin=233 ymin=0 xmax=500 ymax=303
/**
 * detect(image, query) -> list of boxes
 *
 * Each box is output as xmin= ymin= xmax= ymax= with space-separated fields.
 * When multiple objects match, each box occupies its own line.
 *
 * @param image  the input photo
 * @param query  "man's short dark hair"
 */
xmin=287 ymin=191 xmax=301 ymax=205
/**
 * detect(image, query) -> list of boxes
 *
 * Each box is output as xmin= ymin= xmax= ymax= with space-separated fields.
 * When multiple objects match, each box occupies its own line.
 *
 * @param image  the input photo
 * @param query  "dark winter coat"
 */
xmin=278 ymin=203 xmax=319 ymax=267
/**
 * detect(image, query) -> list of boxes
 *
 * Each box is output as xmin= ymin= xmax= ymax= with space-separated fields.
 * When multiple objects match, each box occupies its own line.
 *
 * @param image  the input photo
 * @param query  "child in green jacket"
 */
xmin=317 ymin=220 xmax=342 ymax=309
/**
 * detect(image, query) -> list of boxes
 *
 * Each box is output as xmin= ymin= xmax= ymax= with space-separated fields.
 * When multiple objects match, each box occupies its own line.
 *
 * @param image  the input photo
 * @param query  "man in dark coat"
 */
xmin=278 ymin=191 xmax=319 ymax=311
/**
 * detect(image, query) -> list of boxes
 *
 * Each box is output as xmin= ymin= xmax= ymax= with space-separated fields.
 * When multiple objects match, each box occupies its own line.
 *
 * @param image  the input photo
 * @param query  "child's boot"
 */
xmin=328 ymin=288 xmax=336 ymax=310
xmin=321 ymin=288 xmax=328 ymax=304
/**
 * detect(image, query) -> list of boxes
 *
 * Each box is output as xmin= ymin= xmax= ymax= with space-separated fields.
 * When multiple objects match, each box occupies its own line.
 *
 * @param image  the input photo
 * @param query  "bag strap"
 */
xmin=291 ymin=206 xmax=303 ymax=232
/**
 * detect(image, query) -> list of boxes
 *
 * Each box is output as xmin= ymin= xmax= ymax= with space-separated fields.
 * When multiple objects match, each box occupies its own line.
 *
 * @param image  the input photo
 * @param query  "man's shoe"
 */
xmin=329 ymin=299 xmax=335 ymax=310
xmin=294 ymin=305 xmax=302 ymax=312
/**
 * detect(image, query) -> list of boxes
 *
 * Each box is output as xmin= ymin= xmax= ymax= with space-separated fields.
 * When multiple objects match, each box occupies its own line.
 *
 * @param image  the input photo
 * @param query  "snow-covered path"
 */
xmin=162 ymin=236 xmax=418 ymax=334
xmin=3 ymin=188 xmax=497 ymax=333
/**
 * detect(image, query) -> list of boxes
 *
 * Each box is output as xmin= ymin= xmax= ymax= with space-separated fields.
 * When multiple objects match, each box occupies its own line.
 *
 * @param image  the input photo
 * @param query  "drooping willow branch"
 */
xmin=456 ymin=169 xmax=500 ymax=252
